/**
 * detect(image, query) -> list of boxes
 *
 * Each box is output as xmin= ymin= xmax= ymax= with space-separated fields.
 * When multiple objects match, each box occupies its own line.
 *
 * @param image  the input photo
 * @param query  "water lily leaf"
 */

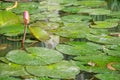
xmin=77 ymin=0 xmax=107 ymax=8
xmin=0 ymin=24 xmax=25 ymax=36
xmin=29 ymin=21 xmax=59 ymax=30
xmin=0 ymin=11 xmax=20 ymax=28
xmin=87 ymin=34 xmax=120 ymax=45
xmin=0 ymin=76 xmax=21 ymax=80
xmin=74 ymin=54 xmax=120 ymax=67
xmin=62 ymin=6 xmax=81 ymax=13
xmin=0 ymin=63 xmax=29 ymax=76
xmin=76 ymin=61 xmax=114 ymax=73
xmin=46 ymin=0 xmax=77 ymax=4
xmin=112 ymin=63 xmax=120 ymax=70
xmin=12 ymin=2 xmax=40 ymax=14
xmin=89 ymin=8 xmax=111 ymax=15
xmin=95 ymin=72 xmax=120 ymax=80
xmin=6 ymin=47 xmax=63 ymax=66
xmin=26 ymin=61 xmax=80 ymax=79
xmin=29 ymin=26 xmax=50 ymax=42
xmin=108 ymin=11 xmax=120 ymax=18
xmin=55 ymin=23 xmax=90 ymax=38
xmin=90 ymin=21 xmax=118 ymax=28
xmin=56 ymin=42 xmax=101 ymax=56
xmin=61 ymin=15 xmax=91 ymax=22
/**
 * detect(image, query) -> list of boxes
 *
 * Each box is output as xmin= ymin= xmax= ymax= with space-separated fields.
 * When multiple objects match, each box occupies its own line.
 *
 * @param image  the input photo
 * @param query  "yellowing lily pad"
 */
xmin=90 ymin=21 xmax=118 ymax=29
xmin=6 ymin=47 xmax=63 ymax=66
xmin=26 ymin=61 xmax=80 ymax=79
xmin=29 ymin=26 xmax=50 ymax=42
xmin=0 ymin=11 xmax=20 ymax=28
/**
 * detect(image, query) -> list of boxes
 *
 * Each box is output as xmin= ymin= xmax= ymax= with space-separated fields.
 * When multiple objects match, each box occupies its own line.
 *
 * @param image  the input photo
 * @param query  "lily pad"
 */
xmin=0 ymin=63 xmax=29 ymax=76
xmin=95 ymin=72 xmax=120 ymax=80
xmin=76 ymin=61 xmax=114 ymax=73
xmin=61 ymin=15 xmax=91 ymax=22
xmin=89 ymin=8 xmax=111 ymax=15
xmin=0 ymin=24 xmax=25 ymax=36
xmin=26 ymin=61 xmax=80 ymax=79
xmin=29 ymin=26 xmax=50 ymax=42
xmin=56 ymin=42 xmax=101 ymax=56
xmin=76 ymin=0 xmax=107 ymax=8
xmin=90 ymin=21 xmax=118 ymax=29
xmin=74 ymin=54 xmax=120 ymax=67
xmin=0 ymin=76 xmax=21 ymax=80
xmin=6 ymin=47 xmax=63 ymax=66
xmin=55 ymin=23 xmax=90 ymax=38
xmin=0 ymin=11 xmax=20 ymax=28
xmin=87 ymin=34 xmax=120 ymax=45
xmin=29 ymin=21 xmax=59 ymax=30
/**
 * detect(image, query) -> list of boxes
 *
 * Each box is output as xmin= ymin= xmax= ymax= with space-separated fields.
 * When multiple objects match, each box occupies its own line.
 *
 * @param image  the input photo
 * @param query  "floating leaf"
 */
xmin=55 ymin=23 xmax=90 ymax=38
xmin=26 ymin=61 xmax=80 ymax=79
xmin=87 ymin=34 xmax=120 ymax=45
xmin=90 ymin=21 xmax=118 ymax=29
xmin=0 ymin=76 xmax=21 ymax=80
xmin=76 ymin=0 xmax=107 ymax=8
xmin=95 ymin=72 xmax=120 ymax=80
xmin=74 ymin=54 xmax=120 ymax=67
xmin=56 ymin=42 xmax=101 ymax=56
xmin=0 ymin=24 xmax=25 ymax=36
xmin=0 ymin=63 xmax=29 ymax=76
xmin=29 ymin=21 xmax=59 ymax=30
xmin=6 ymin=47 xmax=63 ymax=66
xmin=61 ymin=15 xmax=91 ymax=22
xmin=0 ymin=11 xmax=20 ymax=28
xmin=29 ymin=26 xmax=50 ymax=42
xmin=89 ymin=8 xmax=111 ymax=15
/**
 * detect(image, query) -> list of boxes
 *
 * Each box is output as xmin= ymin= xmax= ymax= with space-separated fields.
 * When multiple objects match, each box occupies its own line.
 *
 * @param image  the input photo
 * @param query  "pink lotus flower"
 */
xmin=23 ymin=11 xmax=30 ymax=25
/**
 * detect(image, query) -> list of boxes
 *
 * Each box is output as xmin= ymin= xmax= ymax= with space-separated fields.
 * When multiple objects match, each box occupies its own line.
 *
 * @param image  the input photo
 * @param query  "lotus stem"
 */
xmin=21 ymin=11 xmax=30 ymax=49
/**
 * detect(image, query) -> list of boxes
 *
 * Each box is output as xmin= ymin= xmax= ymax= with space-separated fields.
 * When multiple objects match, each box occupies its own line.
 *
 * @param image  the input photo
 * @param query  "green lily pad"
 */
xmin=76 ymin=61 xmax=114 ymax=73
xmin=61 ymin=15 xmax=91 ymax=22
xmin=29 ymin=26 xmax=50 ymax=42
xmin=77 ymin=0 xmax=107 ymax=8
xmin=62 ymin=6 xmax=81 ymax=13
xmin=0 ymin=76 xmax=21 ymax=80
xmin=108 ymin=11 xmax=120 ymax=18
xmin=90 ymin=21 xmax=118 ymax=29
xmin=74 ymin=54 xmax=120 ymax=67
xmin=89 ymin=8 xmax=111 ymax=15
xmin=55 ymin=23 xmax=90 ymax=38
xmin=0 ymin=11 xmax=20 ymax=28
xmin=26 ymin=61 xmax=80 ymax=79
xmin=95 ymin=72 xmax=120 ymax=80
xmin=0 ymin=24 xmax=25 ymax=36
xmin=56 ymin=42 xmax=101 ymax=56
xmin=29 ymin=21 xmax=59 ymax=30
xmin=87 ymin=34 xmax=120 ymax=45
xmin=112 ymin=63 xmax=120 ymax=70
xmin=0 ymin=63 xmax=29 ymax=76
xmin=6 ymin=47 xmax=63 ymax=66
xmin=12 ymin=2 xmax=40 ymax=14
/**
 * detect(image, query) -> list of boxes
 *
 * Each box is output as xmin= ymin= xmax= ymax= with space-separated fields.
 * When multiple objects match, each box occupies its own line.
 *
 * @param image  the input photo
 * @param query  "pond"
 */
xmin=0 ymin=0 xmax=120 ymax=80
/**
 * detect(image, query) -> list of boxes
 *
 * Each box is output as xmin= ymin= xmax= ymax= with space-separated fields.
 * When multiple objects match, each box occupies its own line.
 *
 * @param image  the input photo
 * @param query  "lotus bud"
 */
xmin=23 ymin=11 xmax=30 ymax=25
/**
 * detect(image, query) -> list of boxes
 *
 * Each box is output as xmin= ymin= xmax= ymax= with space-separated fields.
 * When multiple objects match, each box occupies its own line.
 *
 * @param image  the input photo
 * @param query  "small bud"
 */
xmin=23 ymin=11 xmax=30 ymax=25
